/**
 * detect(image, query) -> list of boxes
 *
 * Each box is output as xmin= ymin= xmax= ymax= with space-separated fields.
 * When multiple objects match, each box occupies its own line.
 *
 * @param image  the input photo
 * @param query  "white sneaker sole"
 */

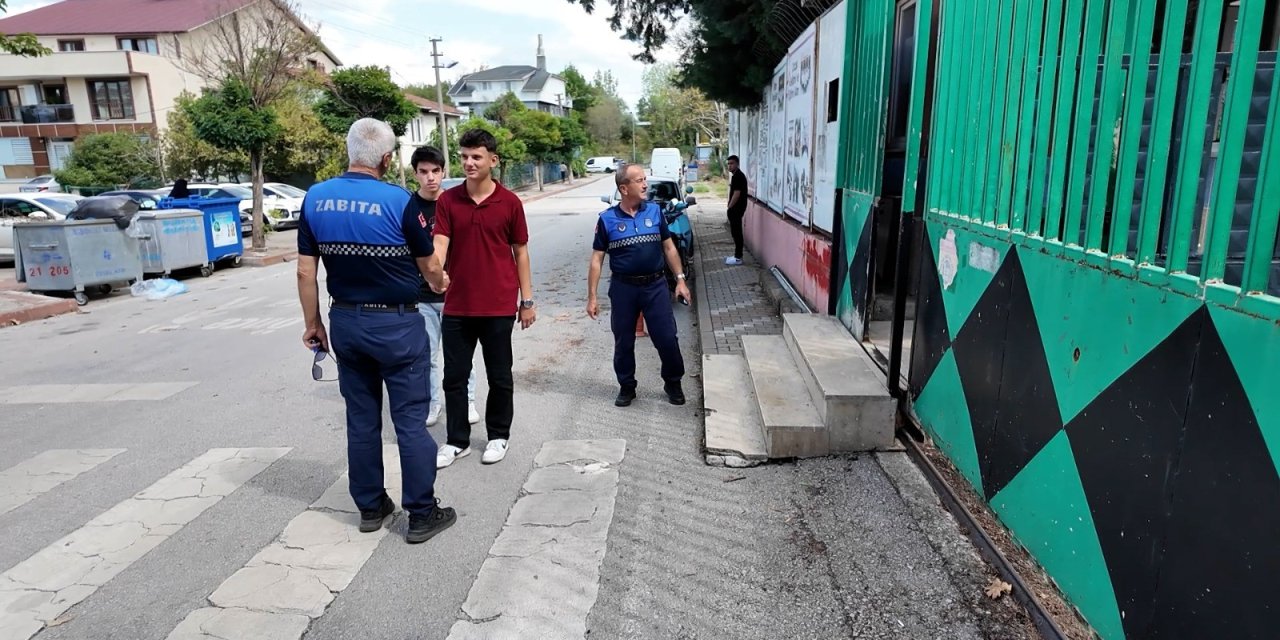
xmin=481 ymin=449 xmax=507 ymax=465
xmin=436 ymin=448 xmax=471 ymax=469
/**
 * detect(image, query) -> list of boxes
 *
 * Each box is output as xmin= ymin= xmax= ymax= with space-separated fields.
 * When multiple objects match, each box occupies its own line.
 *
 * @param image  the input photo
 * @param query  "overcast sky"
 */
xmin=5 ymin=0 xmax=683 ymax=111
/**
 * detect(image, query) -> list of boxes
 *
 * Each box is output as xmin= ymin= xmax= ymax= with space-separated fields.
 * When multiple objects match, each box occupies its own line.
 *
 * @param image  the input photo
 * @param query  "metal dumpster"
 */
xmin=158 ymin=197 xmax=243 ymax=268
xmin=14 ymin=219 xmax=143 ymax=305
xmin=135 ymin=209 xmax=211 ymax=277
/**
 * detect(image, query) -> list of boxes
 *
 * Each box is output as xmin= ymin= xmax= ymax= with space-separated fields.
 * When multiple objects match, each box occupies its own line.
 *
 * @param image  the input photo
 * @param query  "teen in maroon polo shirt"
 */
xmin=432 ymin=128 xmax=536 ymax=469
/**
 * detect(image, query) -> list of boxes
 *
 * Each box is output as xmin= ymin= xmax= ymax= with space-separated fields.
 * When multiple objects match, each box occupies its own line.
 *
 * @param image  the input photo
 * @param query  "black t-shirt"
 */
xmin=407 ymin=192 xmax=443 ymax=304
xmin=729 ymin=169 xmax=748 ymax=214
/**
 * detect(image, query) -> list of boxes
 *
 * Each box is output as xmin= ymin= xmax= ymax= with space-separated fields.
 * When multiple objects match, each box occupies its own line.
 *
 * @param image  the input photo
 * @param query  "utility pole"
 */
xmin=430 ymin=37 xmax=450 ymax=176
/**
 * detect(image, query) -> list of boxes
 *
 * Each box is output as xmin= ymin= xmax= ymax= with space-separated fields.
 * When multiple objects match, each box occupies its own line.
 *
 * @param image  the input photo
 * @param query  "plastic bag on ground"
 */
xmin=130 ymin=278 xmax=188 ymax=301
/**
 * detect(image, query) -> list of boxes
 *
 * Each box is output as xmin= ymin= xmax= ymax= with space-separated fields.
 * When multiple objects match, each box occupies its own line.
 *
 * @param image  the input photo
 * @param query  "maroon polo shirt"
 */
xmin=433 ymin=180 xmax=530 ymax=317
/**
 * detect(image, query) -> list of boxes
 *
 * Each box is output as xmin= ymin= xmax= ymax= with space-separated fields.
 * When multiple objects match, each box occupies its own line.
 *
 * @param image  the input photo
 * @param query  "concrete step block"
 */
xmin=702 ymin=354 xmax=767 ymax=462
xmin=741 ymin=335 xmax=829 ymax=458
xmin=782 ymin=313 xmax=896 ymax=452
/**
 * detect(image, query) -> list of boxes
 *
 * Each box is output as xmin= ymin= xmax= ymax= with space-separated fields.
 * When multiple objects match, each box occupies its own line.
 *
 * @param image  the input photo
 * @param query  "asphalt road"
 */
xmin=0 ymin=179 xmax=1035 ymax=639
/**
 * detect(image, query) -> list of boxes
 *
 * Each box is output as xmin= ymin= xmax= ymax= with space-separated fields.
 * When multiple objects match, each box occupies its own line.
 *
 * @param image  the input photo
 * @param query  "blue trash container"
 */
xmin=158 ymin=197 xmax=244 ymax=268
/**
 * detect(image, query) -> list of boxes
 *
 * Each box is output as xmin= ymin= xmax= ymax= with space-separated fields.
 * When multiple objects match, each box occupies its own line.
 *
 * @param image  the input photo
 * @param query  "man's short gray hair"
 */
xmin=347 ymin=118 xmax=397 ymax=169
xmin=615 ymin=163 xmax=641 ymax=187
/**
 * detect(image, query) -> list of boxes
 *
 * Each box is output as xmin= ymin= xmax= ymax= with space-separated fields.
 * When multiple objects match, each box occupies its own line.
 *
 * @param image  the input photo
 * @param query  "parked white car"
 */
xmin=0 ymin=193 xmax=82 ymax=261
xmin=585 ymin=156 xmax=623 ymax=173
xmin=237 ymin=182 xmax=305 ymax=230
xmin=18 ymin=175 xmax=61 ymax=193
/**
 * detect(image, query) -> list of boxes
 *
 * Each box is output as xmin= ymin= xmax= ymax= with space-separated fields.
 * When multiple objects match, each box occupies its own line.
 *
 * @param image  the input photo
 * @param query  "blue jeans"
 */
xmin=329 ymin=305 xmax=438 ymax=516
xmin=418 ymin=302 xmax=475 ymax=410
xmin=609 ymin=278 xmax=685 ymax=389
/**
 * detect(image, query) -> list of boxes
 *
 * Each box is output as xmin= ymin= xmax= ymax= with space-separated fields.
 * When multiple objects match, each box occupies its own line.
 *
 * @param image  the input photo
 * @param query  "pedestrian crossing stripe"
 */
xmin=0 ymin=449 xmax=126 ymax=516
xmin=0 ymin=448 xmax=290 ymax=640
xmin=166 ymin=445 xmax=403 ymax=640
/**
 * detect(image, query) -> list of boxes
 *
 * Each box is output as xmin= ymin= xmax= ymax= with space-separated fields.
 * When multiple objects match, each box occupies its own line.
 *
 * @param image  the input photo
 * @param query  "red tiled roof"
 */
xmin=0 ymin=0 xmax=259 ymax=35
xmin=404 ymin=93 xmax=464 ymax=116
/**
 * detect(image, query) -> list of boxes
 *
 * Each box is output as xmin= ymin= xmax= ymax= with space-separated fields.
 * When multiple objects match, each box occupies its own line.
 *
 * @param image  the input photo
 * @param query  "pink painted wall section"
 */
xmin=742 ymin=200 xmax=831 ymax=314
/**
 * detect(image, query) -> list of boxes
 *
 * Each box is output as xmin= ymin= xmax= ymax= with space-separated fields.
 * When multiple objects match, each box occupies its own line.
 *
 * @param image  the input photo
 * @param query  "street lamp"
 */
xmin=633 ymin=120 xmax=650 ymax=165
xmin=429 ymin=37 xmax=459 ymax=175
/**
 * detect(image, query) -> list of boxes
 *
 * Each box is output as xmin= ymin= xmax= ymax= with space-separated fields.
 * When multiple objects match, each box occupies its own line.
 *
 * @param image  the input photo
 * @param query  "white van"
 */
xmin=585 ymin=156 xmax=623 ymax=173
xmin=648 ymin=148 xmax=684 ymax=182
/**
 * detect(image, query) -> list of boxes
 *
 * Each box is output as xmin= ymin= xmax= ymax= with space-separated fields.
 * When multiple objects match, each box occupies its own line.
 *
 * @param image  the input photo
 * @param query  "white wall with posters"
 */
xmin=783 ymin=24 xmax=817 ymax=224
xmin=812 ymin=0 xmax=848 ymax=232
xmin=727 ymin=0 xmax=846 ymax=230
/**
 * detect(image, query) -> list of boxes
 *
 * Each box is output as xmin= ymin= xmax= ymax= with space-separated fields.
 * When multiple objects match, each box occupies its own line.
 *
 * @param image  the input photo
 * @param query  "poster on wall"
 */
xmin=744 ymin=108 xmax=759 ymax=197
xmin=784 ymin=24 xmax=817 ymax=224
xmin=766 ymin=62 xmax=787 ymax=212
xmin=757 ymin=95 xmax=769 ymax=200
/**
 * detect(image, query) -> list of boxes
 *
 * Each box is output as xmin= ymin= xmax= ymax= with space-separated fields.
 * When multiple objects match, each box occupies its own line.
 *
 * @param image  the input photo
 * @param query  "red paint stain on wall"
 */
xmin=804 ymin=237 xmax=831 ymax=292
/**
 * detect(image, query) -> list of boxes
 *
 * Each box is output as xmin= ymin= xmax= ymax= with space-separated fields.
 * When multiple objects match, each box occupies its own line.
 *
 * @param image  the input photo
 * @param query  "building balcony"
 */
xmin=20 ymin=103 xmax=74 ymax=123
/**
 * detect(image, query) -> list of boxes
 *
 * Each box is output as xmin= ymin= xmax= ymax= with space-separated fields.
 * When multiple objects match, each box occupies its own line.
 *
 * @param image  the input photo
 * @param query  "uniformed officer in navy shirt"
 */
xmin=296 ymin=118 xmax=456 ymax=545
xmin=587 ymin=163 xmax=693 ymax=406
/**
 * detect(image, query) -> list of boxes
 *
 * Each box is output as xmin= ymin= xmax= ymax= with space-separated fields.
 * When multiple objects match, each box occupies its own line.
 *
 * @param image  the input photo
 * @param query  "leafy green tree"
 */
xmin=585 ymin=99 xmax=625 ymax=149
xmin=428 ymin=126 xmax=465 ymax=178
xmin=163 ymin=92 xmax=248 ymax=181
xmin=315 ymin=66 xmax=418 ymax=136
xmin=557 ymin=113 xmax=590 ymax=165
xmin=483 ymin=91 xmax=528 ymax=126
xmin=591 ymin=70 xmax=620 ymax=98
xmin=456 ymin=117 xmax=526 ymax=181
xmin=0 ymin=0 xmax=50 ymax=57
xmin=507 ymin=110 xmax=562 ymax=191
xmin=184 ymin=81 xmax=283 ymax=224
xmin=561 ymin=66 xmax=597 ymax=114
xmin=264 ymin=93 xmax=345 ymax=183
xmin=54 ymin=133 xmax=162 ymax=189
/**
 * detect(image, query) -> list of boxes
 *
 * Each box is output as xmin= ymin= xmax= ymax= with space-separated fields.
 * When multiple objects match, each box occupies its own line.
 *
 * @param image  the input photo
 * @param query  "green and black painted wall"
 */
xmin=829 ymin=0 xmax=1280 ymax=636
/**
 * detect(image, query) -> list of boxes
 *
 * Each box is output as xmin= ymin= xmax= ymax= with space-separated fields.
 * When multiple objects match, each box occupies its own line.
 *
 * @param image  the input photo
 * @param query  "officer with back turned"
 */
xmin=295 ymin=118 xmax=456 ymax=545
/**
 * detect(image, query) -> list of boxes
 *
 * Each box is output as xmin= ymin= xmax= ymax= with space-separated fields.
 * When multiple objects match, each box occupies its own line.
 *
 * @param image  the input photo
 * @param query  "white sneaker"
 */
xmin=436 ymin=445 xmax=470 ymax=469
xmin=426 ymin=404 xmax=442 ymax=427
xmin=468 ymin=403 xmax=481 ymax=424
xmin=481 ymin=439 xmax=508 ymax=465
xmin=725 ymin=257 xmax=744 ymax=265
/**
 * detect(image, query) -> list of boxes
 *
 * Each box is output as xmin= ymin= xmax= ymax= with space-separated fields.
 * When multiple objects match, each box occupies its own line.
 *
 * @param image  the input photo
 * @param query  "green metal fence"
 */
xmin=919 ymin=0 xmax=1280 ymax=319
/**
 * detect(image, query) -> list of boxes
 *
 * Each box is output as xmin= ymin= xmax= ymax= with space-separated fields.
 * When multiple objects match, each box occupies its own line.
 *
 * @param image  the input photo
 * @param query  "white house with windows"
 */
xmin=398 ymin=94 xmax=464 ymax=168
xmin=448 ymin=35 xmax=568 ymax=118
xmin=0 ymin=0 xmax=339 ymax=182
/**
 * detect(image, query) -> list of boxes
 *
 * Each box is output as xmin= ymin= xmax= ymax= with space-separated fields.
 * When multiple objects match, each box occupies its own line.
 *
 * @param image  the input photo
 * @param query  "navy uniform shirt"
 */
xmin=593 ymin=201 xmax=671 ymax=277
xmin=297 ymin=173 xmax=433 ymax=304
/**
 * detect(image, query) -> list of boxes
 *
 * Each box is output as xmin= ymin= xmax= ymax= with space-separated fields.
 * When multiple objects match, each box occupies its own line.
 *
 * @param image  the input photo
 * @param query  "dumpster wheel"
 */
xmin=200 ymin=264 xmax=214 ymax=278
xmin=74 ymin=291 xmax=88 ymax=306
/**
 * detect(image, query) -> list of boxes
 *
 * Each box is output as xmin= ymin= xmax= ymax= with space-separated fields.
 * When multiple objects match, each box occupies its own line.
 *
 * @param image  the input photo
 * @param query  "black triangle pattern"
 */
xmin=846 ymin=210 xmax=874 ymax=337
xmin=1064 ymin=308 xmax=1205 ymax=639
xmin=951 ymin=249 xmax=1064 ymax=500
xmin=908 ymin=223 xmax=951 ymax=399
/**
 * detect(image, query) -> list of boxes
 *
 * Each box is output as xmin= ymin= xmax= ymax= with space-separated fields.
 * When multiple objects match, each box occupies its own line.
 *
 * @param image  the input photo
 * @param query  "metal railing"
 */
xmin=21 ymin=104 xmax=75 ymax=124
xmin=924 ymin=0 xmax=1280 ymax=317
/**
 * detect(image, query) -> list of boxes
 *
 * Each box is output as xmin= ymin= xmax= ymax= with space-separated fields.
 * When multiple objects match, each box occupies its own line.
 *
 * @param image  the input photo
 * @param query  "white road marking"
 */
xmin=0 ymin=383 xmax=198 ymax=404
xmin=446 ymin=439 xmax=626 ymax=639
xmin=167 ymin=445 xmax=403 ymax=640
xmin=0 ymin=447 xmax=291 ymax=640
xmin=0 ymin=449 xmax=127 ymax=516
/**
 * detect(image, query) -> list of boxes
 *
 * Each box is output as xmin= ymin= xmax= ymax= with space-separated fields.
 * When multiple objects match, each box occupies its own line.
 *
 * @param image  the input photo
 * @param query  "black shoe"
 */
xmin=406 ymin=499 xmax=457 ymax=544
xmin=665 ymin=382 xmax=686 ymax=405
xmin=615 ymin=388 xmax=637 ymax=407
xmin=359 ymin=495 xmax=396 ymax=533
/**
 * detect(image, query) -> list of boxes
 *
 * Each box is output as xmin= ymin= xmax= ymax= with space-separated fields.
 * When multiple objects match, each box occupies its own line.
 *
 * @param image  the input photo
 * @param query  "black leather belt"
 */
xmin=331 ymin=301 xmax=414 ymax=312
xmin=614 ymin=272 xmax=665 ymax=285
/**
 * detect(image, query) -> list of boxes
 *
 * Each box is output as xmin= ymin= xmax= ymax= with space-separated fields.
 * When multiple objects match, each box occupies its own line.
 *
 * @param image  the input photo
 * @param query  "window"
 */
xmin=0 ymin=199 xmax=39 ymax=218
xmin=57 ymin=39 xmax=85 ymax=52
xmin=0 ymin=88 xmax=19 ymax=122
xmin=826 ymin=79 xmax=839 ymax=123
xmin=117 ymin=37 xmax=158 ymax=54
xmin=87 ymin=79 xmax=135 ymax=120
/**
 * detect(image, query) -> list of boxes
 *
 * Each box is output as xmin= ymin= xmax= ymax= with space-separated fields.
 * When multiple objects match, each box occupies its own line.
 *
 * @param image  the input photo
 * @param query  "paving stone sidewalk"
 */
xmin=689 ymin=203 xmax=783 ymax=355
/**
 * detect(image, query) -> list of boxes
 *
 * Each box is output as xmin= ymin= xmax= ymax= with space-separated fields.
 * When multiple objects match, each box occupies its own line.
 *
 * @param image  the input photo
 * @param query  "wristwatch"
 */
xmin=520 ymin=299 xmax=535 ymax=309
xmin=676 ymin=274 xmax=687 ymax=281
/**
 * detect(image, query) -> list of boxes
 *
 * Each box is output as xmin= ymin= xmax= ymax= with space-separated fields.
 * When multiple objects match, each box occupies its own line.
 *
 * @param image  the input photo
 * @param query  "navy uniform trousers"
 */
xmin=609 ymin=277 xmax=685 ymax=389
xmin=329 ymin=305 xmax=438 ymax=516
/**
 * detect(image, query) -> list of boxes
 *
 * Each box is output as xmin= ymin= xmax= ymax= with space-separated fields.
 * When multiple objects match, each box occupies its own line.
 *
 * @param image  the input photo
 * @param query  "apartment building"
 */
xmin=0 ymin=0 xmax=339 ymax=180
